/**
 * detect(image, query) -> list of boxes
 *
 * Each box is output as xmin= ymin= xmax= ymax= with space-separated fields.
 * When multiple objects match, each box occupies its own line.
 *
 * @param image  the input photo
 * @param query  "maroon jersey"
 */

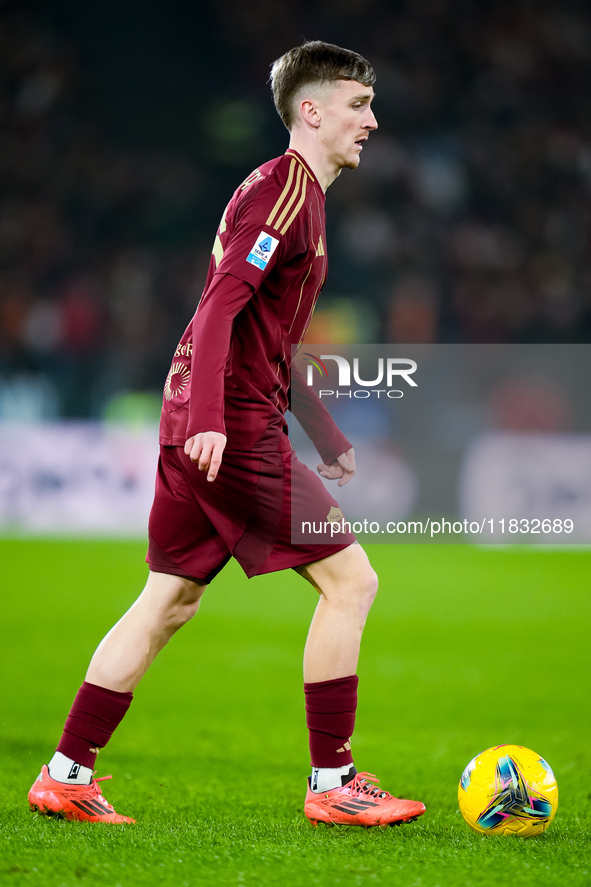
xmin=159 ymin=149 xmax=350 ymax=460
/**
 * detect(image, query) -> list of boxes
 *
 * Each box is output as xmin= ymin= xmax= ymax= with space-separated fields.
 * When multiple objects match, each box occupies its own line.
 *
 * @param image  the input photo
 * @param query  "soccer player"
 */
xmin=28 ymin=41 xmax=426 ymax=828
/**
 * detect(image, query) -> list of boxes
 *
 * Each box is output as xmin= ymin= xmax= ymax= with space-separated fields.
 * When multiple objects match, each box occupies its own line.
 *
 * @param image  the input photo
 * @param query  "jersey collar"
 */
xmin=284 ymin=150 xmax=325 ymax=199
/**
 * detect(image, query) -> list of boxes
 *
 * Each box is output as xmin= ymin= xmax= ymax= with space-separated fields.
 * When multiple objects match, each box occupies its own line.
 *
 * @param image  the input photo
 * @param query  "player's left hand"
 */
xmin=316 ymin=447 xmax=356 ymax=487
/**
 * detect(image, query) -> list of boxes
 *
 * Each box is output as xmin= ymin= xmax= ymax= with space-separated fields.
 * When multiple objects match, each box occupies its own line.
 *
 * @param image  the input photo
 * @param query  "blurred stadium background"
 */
xmin=1 ymin=10 xmax=590 ymax=883
xmin=0 ymin=0 xmax=590 ymax=534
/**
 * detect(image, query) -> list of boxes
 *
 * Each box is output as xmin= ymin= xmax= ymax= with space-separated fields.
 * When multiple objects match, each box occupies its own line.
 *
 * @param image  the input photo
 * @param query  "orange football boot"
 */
xmin=28 ymin=765 xmax=135 ymax=824
xmin=305 ymin=770 xmax=425 ymax=827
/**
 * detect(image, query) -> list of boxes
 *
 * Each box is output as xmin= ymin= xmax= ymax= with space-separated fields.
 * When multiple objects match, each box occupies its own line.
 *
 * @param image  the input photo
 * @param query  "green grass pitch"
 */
xmin=1 ymin=539 xmax=590 ymax=886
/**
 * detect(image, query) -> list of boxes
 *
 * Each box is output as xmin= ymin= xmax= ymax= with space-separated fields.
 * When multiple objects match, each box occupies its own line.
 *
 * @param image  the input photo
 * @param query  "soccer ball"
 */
xmin=458 ymin=744 xmax=558 ymax=837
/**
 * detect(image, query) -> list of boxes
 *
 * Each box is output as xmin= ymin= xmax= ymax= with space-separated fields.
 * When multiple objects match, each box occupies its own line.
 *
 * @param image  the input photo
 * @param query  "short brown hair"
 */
xmin=271 ymin=40 xmax=375 ymax=131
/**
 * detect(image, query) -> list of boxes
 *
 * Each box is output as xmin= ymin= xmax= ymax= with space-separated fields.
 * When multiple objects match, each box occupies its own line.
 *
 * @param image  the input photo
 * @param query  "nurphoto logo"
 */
xmin=303 ymin=353 xmax=418 ymax=399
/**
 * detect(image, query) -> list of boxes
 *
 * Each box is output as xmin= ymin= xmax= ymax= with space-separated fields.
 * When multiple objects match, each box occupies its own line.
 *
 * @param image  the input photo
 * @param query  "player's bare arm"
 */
xmin=316 ymin=447 xmax=356 ymax=486
xmin=184 ymin=431 xmax=227 ymax=481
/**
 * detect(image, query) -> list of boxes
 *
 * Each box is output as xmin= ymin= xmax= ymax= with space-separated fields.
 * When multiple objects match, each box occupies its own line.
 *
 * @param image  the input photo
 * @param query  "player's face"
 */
xmin=319 ymin=79 xmax=377 ymax=172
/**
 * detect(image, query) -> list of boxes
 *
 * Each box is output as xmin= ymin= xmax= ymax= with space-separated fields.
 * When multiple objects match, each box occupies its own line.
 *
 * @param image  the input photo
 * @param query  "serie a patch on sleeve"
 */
xmin=246 ymin=231 xmax=280 ymax=271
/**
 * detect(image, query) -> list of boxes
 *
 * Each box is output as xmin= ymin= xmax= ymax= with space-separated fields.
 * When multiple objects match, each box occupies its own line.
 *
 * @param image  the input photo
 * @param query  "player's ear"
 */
xmin=300 ymin=98 xmax=321 ymax=129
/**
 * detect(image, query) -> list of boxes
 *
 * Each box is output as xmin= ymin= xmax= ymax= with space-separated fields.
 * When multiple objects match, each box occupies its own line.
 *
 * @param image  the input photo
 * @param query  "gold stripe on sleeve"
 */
xmin=279 ymin=174 xmax=308 ymax=235
xmin=266 ymin=158 xmax=297 ymax=228
xmin=273 ymin=164 xmax=304 ymax=232
xmin=285 ymin=150 xmax=316 ymax=182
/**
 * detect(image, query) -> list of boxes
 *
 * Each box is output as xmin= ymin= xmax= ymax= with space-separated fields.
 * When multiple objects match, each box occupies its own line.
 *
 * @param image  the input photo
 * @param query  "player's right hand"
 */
xmin=184 ymin=431 xmax=227 ymax=482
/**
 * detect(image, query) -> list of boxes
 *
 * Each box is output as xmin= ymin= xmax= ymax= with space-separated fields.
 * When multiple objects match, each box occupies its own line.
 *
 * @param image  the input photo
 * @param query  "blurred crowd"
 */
xmin=0 ymin=0 xmax=590 ymax=419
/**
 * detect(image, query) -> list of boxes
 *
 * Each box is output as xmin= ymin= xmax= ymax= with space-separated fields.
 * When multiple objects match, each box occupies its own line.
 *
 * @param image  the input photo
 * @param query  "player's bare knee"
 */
xmin=302 ymin=544 xmax=378 ymax=615
xmin=363 ymin=564 xmax=379 ymax=608
xmin=328 ymin=563 xmax=377 ymax=619
xmin=353 ymin=563 xmax=378 ymax=618
xmin=167 ymin=598 xmax=201 ymax=629
xmin=343 ymin=547 xmax=378 ymax=611
xmin=143 ymin=572 xmax=206 ymax=631
xmin=166 ymin=580 xmax=206 ymax=629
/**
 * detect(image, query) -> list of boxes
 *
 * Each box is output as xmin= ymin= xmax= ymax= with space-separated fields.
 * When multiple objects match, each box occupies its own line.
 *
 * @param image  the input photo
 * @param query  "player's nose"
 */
xmin=364 ymin=108 xmax=378 ymax=131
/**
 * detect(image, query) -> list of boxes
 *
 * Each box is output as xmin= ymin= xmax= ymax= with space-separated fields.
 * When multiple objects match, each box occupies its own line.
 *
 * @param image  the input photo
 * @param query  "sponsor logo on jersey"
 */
xmin=327 ymin=506 xmax=344 ymax=523
xmin=240 ymin=168 xmax=264 ymax=191
xmin=164 ymin=361 xmax=191 ymax=401
xmin=246 ymin=231 xmax=279 ymax=271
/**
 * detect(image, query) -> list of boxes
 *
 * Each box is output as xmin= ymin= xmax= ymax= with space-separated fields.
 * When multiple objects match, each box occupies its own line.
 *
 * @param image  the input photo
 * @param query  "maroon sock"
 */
xmin=56 ymin=681 xmax=133 ymax=769
xmin=304 ymin=674 xmax=358 ymax=768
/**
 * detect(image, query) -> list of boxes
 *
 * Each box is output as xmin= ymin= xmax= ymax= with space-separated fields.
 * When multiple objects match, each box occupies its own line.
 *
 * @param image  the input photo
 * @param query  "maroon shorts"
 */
xmin=147 ymin=434 xmax=355 ymax=582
